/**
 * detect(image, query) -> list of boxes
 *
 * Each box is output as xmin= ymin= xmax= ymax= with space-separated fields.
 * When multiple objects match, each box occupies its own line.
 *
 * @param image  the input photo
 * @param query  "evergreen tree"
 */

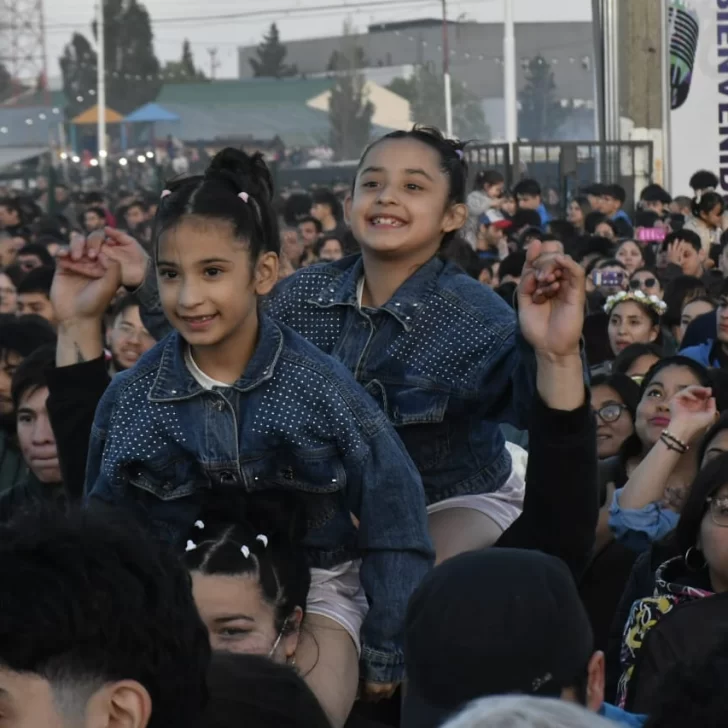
xmin=164 ymin=39 xmax=207 ymax=82
xmin=249 ymin=23 xmax=297 ymax=78
xmin=60 ymin=0 xmax=162 ymax=117
xmin=388 ymin=65 xmax=490 ymax=141
xmin=0 ymin=63 xmax=14 ymax=102
xmin=59 ymin=33 xmax=98 ymax=118
xmin=328 ymin=26 xmax=374 ymax=161
xmin=518 ymin=55 xmax=568 ymax=140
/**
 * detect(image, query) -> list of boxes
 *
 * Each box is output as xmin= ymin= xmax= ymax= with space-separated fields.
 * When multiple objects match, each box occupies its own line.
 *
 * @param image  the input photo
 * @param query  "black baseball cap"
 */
xmin=402 ymin=549 xmax=594 ymax=728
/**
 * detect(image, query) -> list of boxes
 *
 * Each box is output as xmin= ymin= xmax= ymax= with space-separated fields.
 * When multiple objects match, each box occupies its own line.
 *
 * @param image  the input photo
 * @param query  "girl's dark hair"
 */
xmin=591 ymin=372 xmax=641 ymax=418
xmin=2 ymin=263 xmax=25 ymax=288
xmin=663 ymin=275 xmax=708 ymax=329
xmin=584 ymin=211 xmax=608 ymax=234
xmin=203 ymin=652 xmax=331 ymax=728
xmin=698 ymin=411 xmax=728 ymax=464
xmin=692 ymin=191 xmax=724 ymax=219
xmin=185 ymin=491 xmax=310 ymax=635
xmin=676 ymin=452 xmax=728 ymax=555
xmin=612 ymin=342 xmax=664 ymax=376
xmin=634 ymin=210 xmax=661 ymax=229
xmin=474 ymin=169 xmax=504 ymax=191
xmin=155 ymin=147 xmax=280 ymax=260
xmin=690 ymin=170 xmax=719 ymax=193
xmin=570 ymin=194 xmax=591 ymax=217
xmin=618 ymin=356 xmax=712 ymax=467
xmin=356 ymin=125 xmax=468 ymax=247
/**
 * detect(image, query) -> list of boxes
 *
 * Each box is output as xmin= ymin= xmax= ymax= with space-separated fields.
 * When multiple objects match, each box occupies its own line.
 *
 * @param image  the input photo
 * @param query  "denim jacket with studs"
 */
xmin=84 ymin=312 xmax=434 ymax=684
xmin=266 ymin=254 xmax=538 ymax=503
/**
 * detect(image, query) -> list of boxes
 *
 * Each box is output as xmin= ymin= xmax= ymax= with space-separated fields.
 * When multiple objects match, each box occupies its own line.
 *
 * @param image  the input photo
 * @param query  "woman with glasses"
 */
xmin=617 ymin=453 xmax=728 ymax=709
xmin=628 ymin=267 xmax=663 ymax=300
xmin=592 ymin=373 xmax=640 ymax=460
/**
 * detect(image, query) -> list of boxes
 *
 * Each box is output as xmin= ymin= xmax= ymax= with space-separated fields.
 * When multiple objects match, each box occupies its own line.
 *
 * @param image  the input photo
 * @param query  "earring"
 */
xmin=685 ymin=546 xmax=707 ymax=571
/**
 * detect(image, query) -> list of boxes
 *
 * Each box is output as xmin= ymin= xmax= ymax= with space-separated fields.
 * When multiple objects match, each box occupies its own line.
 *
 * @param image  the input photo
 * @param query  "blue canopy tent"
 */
xmin=122 ymin=103 xmax=180 ymax=150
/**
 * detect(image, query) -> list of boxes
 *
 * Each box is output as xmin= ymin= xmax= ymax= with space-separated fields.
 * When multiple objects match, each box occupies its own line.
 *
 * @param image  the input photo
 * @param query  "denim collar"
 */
xmin=149 ymin=313 xmax=284 ymax=402
xmin=309 ymin=254 xmax=446 ymax=332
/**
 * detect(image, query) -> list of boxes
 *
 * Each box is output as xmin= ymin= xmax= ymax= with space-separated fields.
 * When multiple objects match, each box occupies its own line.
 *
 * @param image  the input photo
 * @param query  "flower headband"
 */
xmin=603 ymin=289 xmax=667 ymax=317
xmin=160 ymin=189 xmax=249 ymax=203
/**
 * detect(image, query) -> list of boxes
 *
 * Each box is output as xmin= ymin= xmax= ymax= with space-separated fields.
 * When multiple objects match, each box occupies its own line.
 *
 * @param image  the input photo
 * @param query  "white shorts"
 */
xmin=305 ymin=445 xmax=528 ymax=653
xmin=306 ymin=560 xmax=369 ymax=656
xmin=425 ymin=442 xmax=527 ymax=531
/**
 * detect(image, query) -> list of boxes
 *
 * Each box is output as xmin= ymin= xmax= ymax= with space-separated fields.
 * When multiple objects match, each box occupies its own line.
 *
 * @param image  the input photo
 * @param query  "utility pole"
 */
xmin=441 ymin=0 xmax=453 ymax=137
xmin=207 ymin=48 xmax=220 ymax=80
xmin=97 ymin=0 xmax=107 ymax=183
xmin=503 ymin=0 xmax=517 ymax=144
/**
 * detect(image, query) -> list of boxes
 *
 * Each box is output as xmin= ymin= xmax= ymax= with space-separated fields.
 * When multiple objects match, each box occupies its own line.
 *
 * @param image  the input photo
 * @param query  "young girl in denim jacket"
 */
xmin=84 ymin=149 xmax=433 ymax=726
xmin=138 ymin=129 xmax=579 ymax=566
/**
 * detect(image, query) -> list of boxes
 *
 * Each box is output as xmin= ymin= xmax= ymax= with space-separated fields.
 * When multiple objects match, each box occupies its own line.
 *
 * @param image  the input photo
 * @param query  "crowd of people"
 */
xmin=2 ymin=125 xmax=728 ymax=728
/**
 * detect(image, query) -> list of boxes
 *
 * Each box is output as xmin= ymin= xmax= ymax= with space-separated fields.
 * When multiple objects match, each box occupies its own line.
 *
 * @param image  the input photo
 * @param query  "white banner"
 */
xmin=668 ymin=0 xmax=728 ymax=194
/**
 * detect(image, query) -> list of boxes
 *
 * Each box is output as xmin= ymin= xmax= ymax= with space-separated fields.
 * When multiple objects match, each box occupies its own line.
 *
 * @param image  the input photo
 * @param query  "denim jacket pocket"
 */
xmin=385 ymin=387 xmax=451 ymax=472
xmin=123 ymin=460 xmax=204 ymax=501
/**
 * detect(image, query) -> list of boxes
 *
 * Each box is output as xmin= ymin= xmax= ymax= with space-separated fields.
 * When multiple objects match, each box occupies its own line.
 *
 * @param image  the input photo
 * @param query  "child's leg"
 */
xmin=297 ymin=613 xmax=359 ymax=728
xmin=298 ymin=561 xmax=369 ymax=727
xmin=428 ymin=507 xmax=504 ymax=565
xmin=427 ymin=449 xmax=527 ymax=565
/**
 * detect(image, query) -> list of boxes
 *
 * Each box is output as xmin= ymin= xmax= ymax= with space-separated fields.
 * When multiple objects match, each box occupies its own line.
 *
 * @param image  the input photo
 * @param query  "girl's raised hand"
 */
xmin=669 ymin=386 xmax=718 ymax=441
xmin=517 ymin=240 xmax=586 ymax=360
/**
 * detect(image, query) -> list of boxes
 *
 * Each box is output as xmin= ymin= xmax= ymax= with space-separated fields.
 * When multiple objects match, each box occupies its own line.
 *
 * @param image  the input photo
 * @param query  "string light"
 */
xmin=145 ymin=150 xmax=154 ymax=158
xmin=90 ymin=158 xmax=99 ymax=167
xmin=71 ymin=155 xmax=81 ymax=163
xmin=119 ymin=157 xmax=128 ymax=166
xmin=136 ymin=155 xmax=146 ymax=163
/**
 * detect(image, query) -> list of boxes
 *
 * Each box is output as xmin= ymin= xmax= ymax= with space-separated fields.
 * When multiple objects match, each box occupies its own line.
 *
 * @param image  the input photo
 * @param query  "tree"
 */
xmin=59 ymin=33 xmax=97 ymax=118
xmin=328 ymin=26 xmax=374 ymax=161
xmin=518 ymin=55 xmax=568 ymax=140
xmin=387 ymin=65 xmax=490 ymax=141
xmin=0 ymin=63 xmax=14 ymax=102
xmin=60 ymin=0 xmax=162 ymax=117
xmin=327 ymin=45 xmax=368 ymax=73
xmin=163 ymin=39 xmax=207 ymax=82
xmin=249 ymin=23 xmax=297 ymax=78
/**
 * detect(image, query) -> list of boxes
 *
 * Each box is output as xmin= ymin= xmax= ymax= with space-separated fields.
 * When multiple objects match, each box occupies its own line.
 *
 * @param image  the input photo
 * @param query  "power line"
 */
xmin=44 ymin=0 xmax=463 ymax=29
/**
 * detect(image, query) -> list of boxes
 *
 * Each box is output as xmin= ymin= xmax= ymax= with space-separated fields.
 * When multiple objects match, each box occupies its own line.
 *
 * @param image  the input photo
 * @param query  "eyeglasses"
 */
xmin=706 ymin=496 xmax=728 ymax=528
xmin=630 ymin=277 xmax=658 ymax=290
xmin=593 ymin=403 xmax=628 ymax=423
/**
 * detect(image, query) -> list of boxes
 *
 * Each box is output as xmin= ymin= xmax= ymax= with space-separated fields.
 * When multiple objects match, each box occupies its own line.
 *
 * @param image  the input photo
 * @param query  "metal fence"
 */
xmin=467 ymin=140 xmax=654 ymax=216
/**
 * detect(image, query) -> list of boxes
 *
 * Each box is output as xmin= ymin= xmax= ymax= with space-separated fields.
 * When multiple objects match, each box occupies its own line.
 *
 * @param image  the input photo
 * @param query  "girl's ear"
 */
xmin=343 ymin=194 xmax=353 ymax=226
xmin=443 ymin=202 xmax=468 ymax=234
xmin=254 ymin=252 xmax=279 ymax=296
xmin=649 ymin=325 xmax=660 ymax=343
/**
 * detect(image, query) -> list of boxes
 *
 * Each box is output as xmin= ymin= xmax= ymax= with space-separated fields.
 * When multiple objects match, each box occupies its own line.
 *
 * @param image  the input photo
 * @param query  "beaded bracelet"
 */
xmin=661 ymin=430 xmax=689 ymax=454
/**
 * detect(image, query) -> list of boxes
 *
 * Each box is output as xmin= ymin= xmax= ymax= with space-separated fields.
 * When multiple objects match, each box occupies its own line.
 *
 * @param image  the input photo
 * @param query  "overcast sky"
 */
xmin=46 ymin=0 xmax=592 ymax=80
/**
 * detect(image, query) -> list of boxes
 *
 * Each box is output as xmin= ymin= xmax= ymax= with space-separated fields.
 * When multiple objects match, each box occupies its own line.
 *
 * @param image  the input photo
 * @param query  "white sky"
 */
xmin=45 ymin=0 xmax=592 ymax=80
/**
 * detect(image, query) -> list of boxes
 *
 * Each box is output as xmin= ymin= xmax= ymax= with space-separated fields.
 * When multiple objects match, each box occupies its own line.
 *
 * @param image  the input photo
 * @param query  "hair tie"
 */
xmin=185 ymin=540 xmax=197 ymax=552
xmin=160 ymin=189 xmax=171 ymax=199
xmin=241 ymin=545 xmax=250 ymax=558
xmin=455 ymin=149 xmax=464 ymax=160
xmin=238 ymin=191 xmax=249 ymax=203
xmin=256 ymin=534 xmax=268 ymax=548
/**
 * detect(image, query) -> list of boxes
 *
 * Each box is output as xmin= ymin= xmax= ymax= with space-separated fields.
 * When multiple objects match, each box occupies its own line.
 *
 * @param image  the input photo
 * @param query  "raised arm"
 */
xmin=497 ymin=247 xmax=598 ymax=577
